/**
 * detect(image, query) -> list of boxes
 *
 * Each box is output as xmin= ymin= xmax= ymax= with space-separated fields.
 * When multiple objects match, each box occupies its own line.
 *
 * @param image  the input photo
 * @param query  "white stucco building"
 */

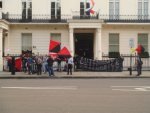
xmin=0 ymin=0 xmax=150 ymax=71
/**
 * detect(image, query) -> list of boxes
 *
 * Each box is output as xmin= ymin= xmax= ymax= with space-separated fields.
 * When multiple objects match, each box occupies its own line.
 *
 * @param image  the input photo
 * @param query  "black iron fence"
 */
xmin=102 ymin=54 xmax=150 ymax=71
xmin=3 ymin=54 xmax=150 ymax=72
xmin=2 ymin=13 xmax=71 ymax=23
xmin=2 ymin=13 xmax=150 ymax=23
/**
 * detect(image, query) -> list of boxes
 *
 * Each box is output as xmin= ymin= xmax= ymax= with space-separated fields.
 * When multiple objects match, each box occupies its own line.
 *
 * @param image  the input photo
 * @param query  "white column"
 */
xmin=0 ymin=28 xmax=3 ymax=71
xmin=96 ymin=28 xmax=102 ymax=60
xmin=0 ymin=9 xmax=2 ymax=19
xmin=69 ymin=28 xmax=74 ymax=57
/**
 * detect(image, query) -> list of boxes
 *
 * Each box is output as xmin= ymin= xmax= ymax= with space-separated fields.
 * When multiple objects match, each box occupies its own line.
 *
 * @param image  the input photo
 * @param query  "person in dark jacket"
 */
xmin=47 ymin=56 xmax=55 ymax=76
xmin=56 ymin=56 xmax=62 ymax=72
xmin=136 ymin=55 xmax=143 ymax=76
xmin=67 ymin=56 xmax=74 ymax=75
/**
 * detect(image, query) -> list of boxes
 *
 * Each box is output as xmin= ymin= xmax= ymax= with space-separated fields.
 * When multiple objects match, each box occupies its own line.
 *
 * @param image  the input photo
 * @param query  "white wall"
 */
xmin=32 ymin=0 xmax=50 ymax=15
xmin=1 ymin=0 xmax=142 ymax=17
xmin=102 ymin=25 xmax=150 ymax=55
xmin=8 ymin=25 xmax=69 ymax=55
xmin=3 ymin=0 xmax=22 ymax=14
xmin=120 ymin=0 xmax=137 ymax=15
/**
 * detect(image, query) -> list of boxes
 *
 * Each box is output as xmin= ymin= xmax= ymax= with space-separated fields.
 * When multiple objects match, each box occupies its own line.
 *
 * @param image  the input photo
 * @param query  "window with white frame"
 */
xmin=109 ymin=0 xmax=119 ymax=19
xmin=109 ymin=33 xmax=119 ymax=52
xmin=138 ymin=34 xmax=148 ymax=52
xmin=0 ymin=0 xmax=2 ymax=9
xmin=22 ymin=0 xmax=32 ymax=20
xmin=51 ymin=0 xmax=61 ymax=19
xmin=138 ymin=0 xmax=148 ymax=19
xmin=80 ymin=0 xmax=90 ymax=18
xmin=22 ymin=33 xmax=32 ymax=52
xmin=50 ymin=33 xmax=61 ymax=43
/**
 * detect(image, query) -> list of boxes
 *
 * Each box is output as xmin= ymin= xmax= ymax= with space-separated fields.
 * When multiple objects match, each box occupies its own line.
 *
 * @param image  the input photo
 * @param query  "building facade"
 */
xmin=0 ymin=0 xmax=150 ymax=71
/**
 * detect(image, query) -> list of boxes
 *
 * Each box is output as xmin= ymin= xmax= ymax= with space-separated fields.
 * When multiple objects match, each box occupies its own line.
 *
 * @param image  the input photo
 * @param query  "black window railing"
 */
xmin=2 ymin=13 xmax=150 ymax=23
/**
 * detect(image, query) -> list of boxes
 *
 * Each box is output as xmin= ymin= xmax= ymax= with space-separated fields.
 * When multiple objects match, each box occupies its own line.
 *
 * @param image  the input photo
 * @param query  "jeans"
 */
xmin=47 ymin=66 xmax=54 ymax=76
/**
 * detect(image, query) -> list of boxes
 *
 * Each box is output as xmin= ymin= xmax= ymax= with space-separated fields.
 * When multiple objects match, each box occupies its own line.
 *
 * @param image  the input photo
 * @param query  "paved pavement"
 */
xmin=0 ymin=71 xmax=150 ymax=79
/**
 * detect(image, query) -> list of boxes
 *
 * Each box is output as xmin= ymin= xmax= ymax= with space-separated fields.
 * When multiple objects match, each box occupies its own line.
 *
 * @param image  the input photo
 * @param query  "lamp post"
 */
xmin=130 ymin=51 xmax=132 ymax=75
xmin=129 ymin=38 xmax=134 ymax=75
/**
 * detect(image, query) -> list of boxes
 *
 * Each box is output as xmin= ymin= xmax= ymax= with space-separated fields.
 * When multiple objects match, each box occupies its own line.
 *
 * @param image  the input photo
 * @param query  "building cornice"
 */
xmin=9 ymin=23 xmax=68 ymax=25
xmin=68 ymin=19 xmax=103 ymax=29
xmin=68 ymin=19 xmax=104 ymax=23
xmin=104 ymin=22 xmax=150 ymax=25
xmin=0 ymin=19 xmax=10 ymax=30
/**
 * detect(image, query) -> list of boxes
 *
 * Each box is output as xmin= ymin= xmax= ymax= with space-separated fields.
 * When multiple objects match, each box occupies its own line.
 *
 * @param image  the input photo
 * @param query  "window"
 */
xmin=80 ymin=0 xmax=90 ymax=18
xmin=28 ymin=1 xmax=32 ymax=20
xmin=138 ymin=34 xmax=148 ymax=52
xmin=138 ymin=0 xmax=148 ymax=19
xmin=0 ymin=1 xmax=2 ymax=8
xmin=51 ymin=0 xmax=61 ymax=20
xmin=22 ymin=33 xmax=32 ymax=52
xmin=22 ymin=2 xmax=26 ymax=19
xmin=50 ymin=33 xmax=61 ymax=51
xmin=109 ymin=0 xmax=119 ymax=19
xmin=50 ymin=33 xmax=61 ymax=43
xmin=109 ymin=33 xmax=119 ymax=52
xmin=22 ymin=0 xmax=32 ymax=20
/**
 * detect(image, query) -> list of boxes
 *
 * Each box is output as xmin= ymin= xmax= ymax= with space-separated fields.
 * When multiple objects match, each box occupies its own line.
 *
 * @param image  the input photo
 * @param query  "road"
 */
xmin=0 ymin=78 xmax=150 ymax=113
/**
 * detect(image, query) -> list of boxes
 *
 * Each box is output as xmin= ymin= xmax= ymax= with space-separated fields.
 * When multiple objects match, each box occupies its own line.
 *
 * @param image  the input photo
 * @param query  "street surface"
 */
xmin=0 ymin=78 xmax=150 ymax=113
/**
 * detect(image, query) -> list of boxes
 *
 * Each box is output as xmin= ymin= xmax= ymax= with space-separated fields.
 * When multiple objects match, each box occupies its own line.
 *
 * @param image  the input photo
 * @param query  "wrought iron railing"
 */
xmin=102 ymin=54 xmax=150 ymax=71
xmin=2 ymin=13 xmax=72 ymax=23
xmin=2 ymin=13 xmax=150 ymax=23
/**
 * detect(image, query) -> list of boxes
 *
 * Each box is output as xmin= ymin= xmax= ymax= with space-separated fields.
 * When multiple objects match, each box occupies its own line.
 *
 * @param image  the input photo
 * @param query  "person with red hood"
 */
xmin=136 ymin=44 xmax=142 ymax=55
xmin=135 ymin=44 xmax=143 ymax=76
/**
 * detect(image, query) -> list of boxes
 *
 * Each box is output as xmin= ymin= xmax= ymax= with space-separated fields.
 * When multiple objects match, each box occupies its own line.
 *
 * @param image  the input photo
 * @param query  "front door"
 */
xmin=75 ymin=33 xmax=94 ymax=59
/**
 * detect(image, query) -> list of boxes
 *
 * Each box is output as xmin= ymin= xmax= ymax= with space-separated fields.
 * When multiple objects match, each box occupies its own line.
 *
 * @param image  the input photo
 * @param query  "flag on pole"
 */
xmin=49 ymin=40 xmax=61 ymax=53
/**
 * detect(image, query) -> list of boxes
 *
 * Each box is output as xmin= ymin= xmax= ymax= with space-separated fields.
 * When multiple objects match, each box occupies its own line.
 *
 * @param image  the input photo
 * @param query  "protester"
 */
xmin=27 ymin=55 xmax=33 ymax=75
xmin=42 ymin=55 xmax=48 ymax=74
xmin=136 ymin=55 xmax=143 ymax=76
xmin=135 ymin=44 xmax=144 ymax=76
xmin=36 ymin=56 xmax=42 ymax=75
xmin=56 ymin=56 xmax=62 ymax=72
xmin=47 ymin=56 xmax=55 ymax=76
xmin=67 ymin=56 xmax=74 ymax=75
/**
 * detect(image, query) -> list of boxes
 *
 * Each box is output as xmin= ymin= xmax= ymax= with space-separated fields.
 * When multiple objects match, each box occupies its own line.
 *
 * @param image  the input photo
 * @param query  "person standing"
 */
xmin=42 ymin=55 xmax=48 ymax=74
xmin=47 ymin=56 xmax=55 ymax=76
xmin=67 ymin=56 xmax=74 ymax=75
xmin=27 ymin=56 xmax=33 ymax=75
xmin=56 ymin=56 xmax=62 ymax=72
xmin=136 ymin=55 xmax=143 ymax=76
xmin=36 ymin=56 xmax=42 ymax=75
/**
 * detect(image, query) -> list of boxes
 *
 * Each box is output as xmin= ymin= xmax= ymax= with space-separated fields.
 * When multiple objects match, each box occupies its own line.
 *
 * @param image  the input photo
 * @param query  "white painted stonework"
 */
xmin=0 ymin=0 xmax=150 ymax=71
xmin=0 ymin=28 xmax=3 ymax=71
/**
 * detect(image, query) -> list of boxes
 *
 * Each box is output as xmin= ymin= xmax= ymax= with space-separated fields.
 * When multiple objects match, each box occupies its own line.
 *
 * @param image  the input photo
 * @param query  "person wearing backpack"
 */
xmin=135 ymin=44 xmax=144 ymax=76
xmin=136 ymin=55 xmax=143 ymax=76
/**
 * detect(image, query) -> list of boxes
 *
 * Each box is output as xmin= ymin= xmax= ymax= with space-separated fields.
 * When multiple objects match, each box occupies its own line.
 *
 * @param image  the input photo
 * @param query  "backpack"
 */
xmin=141 ymin=45 xmax=145 ymax=53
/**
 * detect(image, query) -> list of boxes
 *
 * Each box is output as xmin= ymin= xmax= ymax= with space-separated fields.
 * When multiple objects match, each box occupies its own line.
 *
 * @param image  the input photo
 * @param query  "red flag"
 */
xmin=58 ymin=47 xmax=71 ymax=57
xmin=90 ymin=9 xmax=95 ymax=14
xmin=49 ymin=52 xmax=58 ymax=59
xmin=49 ymin=40 xmax=61 ymax=53
xmin=15 ymin=58 xmax=22 ymax=72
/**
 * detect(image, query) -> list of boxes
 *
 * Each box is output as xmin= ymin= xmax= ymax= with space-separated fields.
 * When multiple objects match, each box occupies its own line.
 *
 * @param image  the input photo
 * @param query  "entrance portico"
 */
xmin=68 ymin=20 xmax=103 ymax=60
xmin=0 ymin=20 xmax=9 ymax=71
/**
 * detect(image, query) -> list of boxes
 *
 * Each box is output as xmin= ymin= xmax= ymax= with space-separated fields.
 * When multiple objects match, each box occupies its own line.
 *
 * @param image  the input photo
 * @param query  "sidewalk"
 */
xmin=0 ymin=71 xmax=150 ymax=79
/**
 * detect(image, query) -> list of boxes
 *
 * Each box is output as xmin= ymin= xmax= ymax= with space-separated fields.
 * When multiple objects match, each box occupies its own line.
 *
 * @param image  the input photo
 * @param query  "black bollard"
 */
xmin=129 ymin=54 xmax=132 ymax=75
xmin=11 ymin=56 xmax=15 ymax=75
